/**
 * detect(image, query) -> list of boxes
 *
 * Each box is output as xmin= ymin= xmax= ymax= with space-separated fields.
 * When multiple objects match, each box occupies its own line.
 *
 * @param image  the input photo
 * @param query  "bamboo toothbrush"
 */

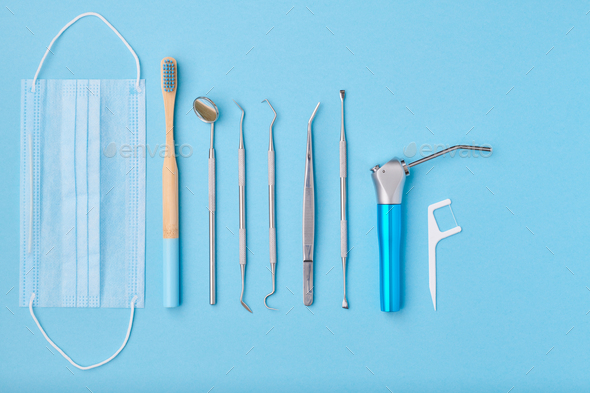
xmin=161 ymin=57 xmax=179 ymax=307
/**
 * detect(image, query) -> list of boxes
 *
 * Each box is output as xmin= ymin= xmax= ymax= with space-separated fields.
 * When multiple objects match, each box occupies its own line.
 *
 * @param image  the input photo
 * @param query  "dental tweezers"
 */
xmin=303 ymin=103 xmax=320 ymax=306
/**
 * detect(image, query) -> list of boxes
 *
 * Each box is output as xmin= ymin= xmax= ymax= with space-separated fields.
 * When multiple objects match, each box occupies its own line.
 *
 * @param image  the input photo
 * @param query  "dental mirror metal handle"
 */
xmin=370 ymin=145 xmax=492 ymax=312
xmin=193 ymin=97 xmax=219 ymax=305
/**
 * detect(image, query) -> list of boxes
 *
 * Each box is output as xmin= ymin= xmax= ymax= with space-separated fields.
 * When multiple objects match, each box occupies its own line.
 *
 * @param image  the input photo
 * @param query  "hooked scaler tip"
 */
xmin=264 ymin=295 xmax=277 ymax=311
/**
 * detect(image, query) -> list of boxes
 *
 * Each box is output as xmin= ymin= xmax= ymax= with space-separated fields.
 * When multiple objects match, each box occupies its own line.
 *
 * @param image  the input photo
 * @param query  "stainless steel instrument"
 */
xmin=263 ymin=99 xmax=278 ymax=310
xmin=303 ymin=103 xmax=320 ymax=306
xmin=234 ymin=100 xmax=252 ymax=313
xmin=193 ymin=97 xmax=219 ymax=305
xmin=339 ymin=90 xmax=348 ymax=309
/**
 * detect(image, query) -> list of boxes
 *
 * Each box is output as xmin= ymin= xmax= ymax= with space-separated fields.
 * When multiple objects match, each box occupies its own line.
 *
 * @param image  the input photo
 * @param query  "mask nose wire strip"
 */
xmin=27 ymin=132 xmax=32 ymax=254
xmin=28 ymin=293 xmax=138 ymax=370
xmin=31 ymin=11 xmax=141 ymax=93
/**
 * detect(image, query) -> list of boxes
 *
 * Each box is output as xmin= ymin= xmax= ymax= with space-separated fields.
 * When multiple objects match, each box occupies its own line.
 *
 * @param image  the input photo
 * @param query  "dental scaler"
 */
xmin=370 ymin=145 xmax=492 ymax=312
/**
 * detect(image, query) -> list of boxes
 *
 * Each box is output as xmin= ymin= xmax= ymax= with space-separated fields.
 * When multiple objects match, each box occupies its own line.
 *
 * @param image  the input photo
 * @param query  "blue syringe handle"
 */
xmin=377 ymin=204 xmax=402 ymax=312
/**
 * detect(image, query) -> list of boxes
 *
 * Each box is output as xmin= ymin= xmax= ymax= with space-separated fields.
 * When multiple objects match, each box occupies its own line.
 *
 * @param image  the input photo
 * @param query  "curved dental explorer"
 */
xmin=303 ymin=103 xmax=320 ymax=306
xmin=234 ymin=100 xmax=252 ymax=313
xmin=339 ymin=90 xmax=349 ymax=309
xmin=262 ymin=99 xmax=278 ymax=310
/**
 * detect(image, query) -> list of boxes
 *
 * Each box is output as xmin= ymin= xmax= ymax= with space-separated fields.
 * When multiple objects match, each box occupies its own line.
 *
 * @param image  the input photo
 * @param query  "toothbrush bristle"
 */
xmin=162 ymin=59 xmax=176 ymax=92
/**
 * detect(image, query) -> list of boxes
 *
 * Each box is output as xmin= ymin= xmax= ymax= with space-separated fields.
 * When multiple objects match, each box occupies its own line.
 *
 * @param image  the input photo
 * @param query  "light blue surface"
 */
xmin=377 ymin=204 xmax=402 ymax=312
xmin=163 ymin=238 xmax=180 ymax=307
xmin=2 ymin=1 xmax=590 ymax=391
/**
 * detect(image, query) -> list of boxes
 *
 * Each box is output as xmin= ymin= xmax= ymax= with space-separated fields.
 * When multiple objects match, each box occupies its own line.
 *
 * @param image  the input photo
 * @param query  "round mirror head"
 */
xmin=193 ymin=96 xmax=219 ymax=123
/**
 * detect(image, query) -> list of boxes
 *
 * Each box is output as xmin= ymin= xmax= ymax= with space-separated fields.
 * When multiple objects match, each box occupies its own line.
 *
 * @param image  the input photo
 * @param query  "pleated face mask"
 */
xmin=19 ymin=12 xmax=145 ymax=370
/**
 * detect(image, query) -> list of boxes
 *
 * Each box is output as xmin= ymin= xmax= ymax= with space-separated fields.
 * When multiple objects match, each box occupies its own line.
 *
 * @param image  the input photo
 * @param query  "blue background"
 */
xmin=2 ymin=1 xmax=590 ymax=392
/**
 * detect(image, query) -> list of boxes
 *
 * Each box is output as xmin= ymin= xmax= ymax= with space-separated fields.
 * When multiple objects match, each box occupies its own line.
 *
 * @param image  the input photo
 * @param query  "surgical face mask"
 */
xmin=19 ymin=12 xmax=145 ymax=370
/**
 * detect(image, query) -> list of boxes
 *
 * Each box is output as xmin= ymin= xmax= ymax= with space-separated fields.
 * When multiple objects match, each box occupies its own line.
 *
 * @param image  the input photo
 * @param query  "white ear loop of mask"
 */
xmin=31 ymin=12 xmax=141 ymax=93
xmin=28 ymin=293 xmax=138 ymax=370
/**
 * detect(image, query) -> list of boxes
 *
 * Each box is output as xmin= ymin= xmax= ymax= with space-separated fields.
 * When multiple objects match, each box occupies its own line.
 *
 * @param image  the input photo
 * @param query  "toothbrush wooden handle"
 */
xmin=161 ymin=56 xmax=178 ymax=239
xmin=163 ymin=156 xmax=179 ymax=238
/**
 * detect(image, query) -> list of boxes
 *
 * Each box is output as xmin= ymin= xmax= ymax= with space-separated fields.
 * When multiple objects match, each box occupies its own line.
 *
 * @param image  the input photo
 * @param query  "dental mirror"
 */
xmin=193 ymin=97 xmax=219 ymax=124
xmin=193 ymin=96 xmax=219 ymax=305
